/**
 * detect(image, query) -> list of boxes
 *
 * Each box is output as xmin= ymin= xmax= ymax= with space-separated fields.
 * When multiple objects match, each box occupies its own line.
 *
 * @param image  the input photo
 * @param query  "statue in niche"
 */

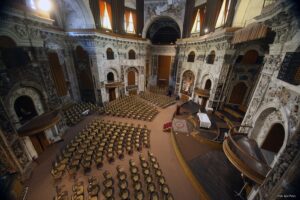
xmin=180 ymin=70 xmax=195 ymax=96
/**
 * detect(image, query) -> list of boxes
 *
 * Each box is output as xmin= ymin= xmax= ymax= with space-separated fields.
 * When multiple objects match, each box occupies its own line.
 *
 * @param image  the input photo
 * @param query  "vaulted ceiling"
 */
xmin=146 ymin=17 xmax=180 ymax=44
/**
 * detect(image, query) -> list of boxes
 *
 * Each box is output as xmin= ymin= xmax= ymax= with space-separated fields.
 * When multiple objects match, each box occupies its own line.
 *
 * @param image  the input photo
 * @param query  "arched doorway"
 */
xmin=14 ymin=96 xmax=38 ymax=125
xmin=201 ymin=79 xmax=212 ymax=109
xmin=14 ymin=96 xmax=49 ymax=155
xmin=127 ymin=67 xmax=138 ymax=95
xmin=261 ymin=123 xmax=285 ymax=165
xmin=262 ymin=123 xmax=285 ymax=153
xmin=229 ymin=82 xmax=248 ymax=105
xmin=107 ymin=72 xmax=114 ymax=82
xmin=204 ymin=79 xmax=212 ymax=90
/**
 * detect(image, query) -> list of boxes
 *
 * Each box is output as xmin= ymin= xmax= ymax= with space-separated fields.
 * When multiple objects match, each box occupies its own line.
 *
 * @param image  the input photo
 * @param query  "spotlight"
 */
xmin=37 ymin=0 xmax=52 ymax=12
xmin=204 ymin=28 xmax=209 ymax=33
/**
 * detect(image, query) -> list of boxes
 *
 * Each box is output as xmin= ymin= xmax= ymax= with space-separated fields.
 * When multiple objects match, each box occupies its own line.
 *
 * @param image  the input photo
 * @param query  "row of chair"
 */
xmin=51 ymin=119 xmax=151 ymax=181
xmin=53 ymin=152 xmax=174 ymax=200
xmin=139 ymin=92 xmax=176 ymax=108
xmin=63 ymin=103 xmax=98 ymax=126
xmin=148 ymin=86 xmax=168 ymax=95
xmin=103 ymin=96 xmax=159 ymax=121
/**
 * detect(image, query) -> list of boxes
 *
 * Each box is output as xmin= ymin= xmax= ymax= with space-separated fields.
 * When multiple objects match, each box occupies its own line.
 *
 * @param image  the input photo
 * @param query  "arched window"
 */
xmin=107 ymin=72 xmax=114 ymax=82
xmin=204 ymin=79 xmax=212 ymax=90
xmin=128 ymin=50 xmax=136 ymax=60
xmin=100 ymin=1 xmax=112 ymax=30
xmin=206 ymin=51 xmax=216 ymax=64
xmin=215 ymin=0 xmax=232 ymax=28
xmin=28 ymin=0 xmax=52 ymax=12
xmin=242 ymin=50 xmax=259 ymax=64
xmin=187 ymin=51 xmax=195 ymax=62
xmin=191 ymin=9 xmax=201 ymax=34
xmin=106 ymin=48 xmax=114 ymax=60
xmin=124 ymin=10 xmax=136 ymax=34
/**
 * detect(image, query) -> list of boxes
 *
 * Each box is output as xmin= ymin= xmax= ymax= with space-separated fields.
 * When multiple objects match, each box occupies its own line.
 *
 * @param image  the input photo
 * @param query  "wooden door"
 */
xmin=229 ymin=82 xmax=247 ymax=105
xmin=109 ymin=88 xmax=116 ymax=101
xmin=30 ymin=135 xmax=43 ymax=155
xmin=128 ymin=71 xmax=135 ymax=85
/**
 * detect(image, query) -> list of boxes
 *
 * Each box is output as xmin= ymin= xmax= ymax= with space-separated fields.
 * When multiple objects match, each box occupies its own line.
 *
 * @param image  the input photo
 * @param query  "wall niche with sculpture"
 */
xmin=180 ymin=70 xmax=195 ymax=96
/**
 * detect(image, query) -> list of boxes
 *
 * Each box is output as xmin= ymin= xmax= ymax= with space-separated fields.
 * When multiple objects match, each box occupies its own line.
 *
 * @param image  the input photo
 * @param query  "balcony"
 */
xmin=194 ymin=88 xmax=210 ymax=98
xmin=105 ymin=81 xmax=124 ymax=88
xmin=223 ymin=126 xmax=271 ymax=185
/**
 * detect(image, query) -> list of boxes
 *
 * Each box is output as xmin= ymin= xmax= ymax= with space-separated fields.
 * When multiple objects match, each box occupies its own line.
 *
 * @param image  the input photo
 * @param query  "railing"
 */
xmin=224 ymin=126 xmax=271 ymax=184
xmin=194 ymin=88 xmax=210 ymax=97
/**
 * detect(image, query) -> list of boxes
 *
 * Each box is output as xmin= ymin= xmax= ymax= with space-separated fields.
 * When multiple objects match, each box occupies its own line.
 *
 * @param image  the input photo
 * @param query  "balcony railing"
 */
xmin=223 ymin=126 xmax=271 ymax=185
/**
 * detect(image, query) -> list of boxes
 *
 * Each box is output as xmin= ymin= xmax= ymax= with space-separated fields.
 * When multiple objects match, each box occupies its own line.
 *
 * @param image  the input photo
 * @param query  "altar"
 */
xmin=197 ymin=113 xmax=211 ymax=128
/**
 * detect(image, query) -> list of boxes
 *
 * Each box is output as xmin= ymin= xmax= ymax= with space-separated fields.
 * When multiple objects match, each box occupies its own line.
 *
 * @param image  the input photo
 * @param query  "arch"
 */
xmin=206 ymin=50 xmax=216 ymax=64
xmin=0 ymin=35 xmax=16 ymax=48
xmin=261 ymin=123 xmax=285 ymax=154
xmin=229 ymin=82 xmax=248 ymax=105
xmin=125 ymin=67 xmax=139 ymax=95
xmin=240 ymin=44 xmax=265 ymax=56
xmin=187 ymin=51 xmax=195 ymax=62
xmin=107 ymin=72 xmax=114 ymax=82
xmin=7 ymin=86 xmax=46 ymax=129
xmin=14 ymin=95 xmax=38 ymax=125
xmin=144 ymin=16 xmax=181 ymax=44
xmin=0 ymin=29 xmax=28 ymax=47
xmin=180 ymin=70 xmax=195 ymax=96
xmin=200 ymin=74 xmax=214 ymax=90
xmin=142 ymin=15 xmax=182 ymax=39
xmin=204 ymin=79 xmax=212 ymax=90
xmin=241 ymin=50 xmax=259 ymax=64
xmin=233 ymin=44 xmax=265 ymax=65
xmin=106 ymin=48 xmax=114 ymax=60
xmin=128 ymin=49 xmax=136 ymax=60
xmin=105 ymin=68 xmax=119 ymax=81
xmin=249 ymin=104 xmax=289 ymax=166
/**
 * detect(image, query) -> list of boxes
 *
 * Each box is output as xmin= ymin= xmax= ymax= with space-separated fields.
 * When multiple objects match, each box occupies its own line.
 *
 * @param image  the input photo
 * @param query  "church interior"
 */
xmin=0 ymin=0 xmax=299 ymax=199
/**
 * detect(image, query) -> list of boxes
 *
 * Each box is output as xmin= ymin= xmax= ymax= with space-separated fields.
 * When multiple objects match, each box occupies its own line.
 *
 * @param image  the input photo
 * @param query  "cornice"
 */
xmin=176 ymin=28 xmax=236 ymax=46
xmin=67 ymin=30 xmax=151 ymax=46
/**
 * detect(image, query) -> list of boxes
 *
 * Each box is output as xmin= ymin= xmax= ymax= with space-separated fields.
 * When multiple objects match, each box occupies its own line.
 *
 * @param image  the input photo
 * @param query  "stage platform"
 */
xmin=172 ymin=127 xmax=244 ymax=200
xmin=172 ymin=103 xmax=245 ymax=200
